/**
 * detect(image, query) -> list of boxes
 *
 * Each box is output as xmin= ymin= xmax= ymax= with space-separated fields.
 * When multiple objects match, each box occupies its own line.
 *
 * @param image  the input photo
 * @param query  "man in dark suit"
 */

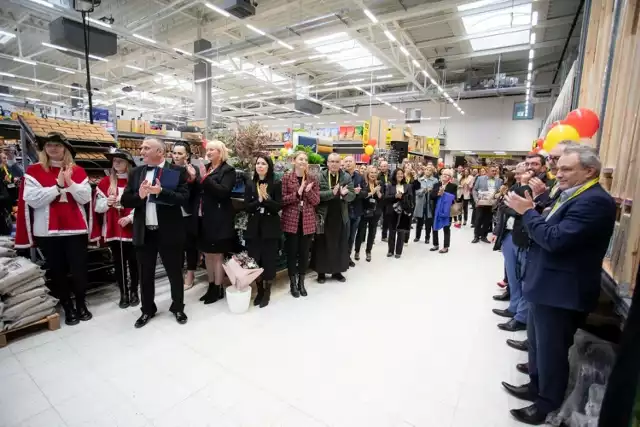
xmin=377 ymin=160 xmax=391 ymax=241
xmin=343 ymin=155 xmax=366 ymax=266
xmin=501 ymin=145 xmax=616 ymax=425
xmin=121 ymin=138 xmax=190 ymax=328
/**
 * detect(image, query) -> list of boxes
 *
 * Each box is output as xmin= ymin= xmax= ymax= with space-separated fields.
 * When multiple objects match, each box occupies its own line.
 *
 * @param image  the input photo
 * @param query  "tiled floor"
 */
xmin=0 ymin=226 xmax=536 ymax=427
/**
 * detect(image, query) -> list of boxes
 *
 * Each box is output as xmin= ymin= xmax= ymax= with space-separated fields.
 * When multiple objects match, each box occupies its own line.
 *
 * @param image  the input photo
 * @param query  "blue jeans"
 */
xmin=503 ymin=232 xmax=529 ymax=323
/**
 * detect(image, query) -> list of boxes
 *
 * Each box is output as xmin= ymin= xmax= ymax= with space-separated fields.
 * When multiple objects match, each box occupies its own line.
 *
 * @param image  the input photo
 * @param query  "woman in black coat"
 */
xmin=429 ymin=168 xmax=458 ymax=254
xmin=384 ymin=168 xmax=414 ymax=259
xmin=354 ymin=165 xmax=383 ymax=262
xmin=198 ymin=140 xmax=237 ymax=305
xmin=171 ymin=142 xmax=201 ymax=290
xmin=244 ymin=155 xmax=282 ymax=308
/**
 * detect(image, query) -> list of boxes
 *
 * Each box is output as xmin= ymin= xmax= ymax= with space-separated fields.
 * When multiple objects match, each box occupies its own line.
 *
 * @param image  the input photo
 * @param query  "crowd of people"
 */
xmin=15 ymin=133 xmax=616 ymax=425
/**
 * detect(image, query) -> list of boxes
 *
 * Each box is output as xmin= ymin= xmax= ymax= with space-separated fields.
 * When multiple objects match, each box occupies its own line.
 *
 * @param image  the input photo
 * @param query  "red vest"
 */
xmin=95 ymin=176 xmax=134 ymax=242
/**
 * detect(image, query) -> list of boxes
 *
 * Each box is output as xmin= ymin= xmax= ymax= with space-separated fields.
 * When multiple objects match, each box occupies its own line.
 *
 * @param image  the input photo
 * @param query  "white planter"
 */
xmin=225 ymin=286 xmax=252 ymax=314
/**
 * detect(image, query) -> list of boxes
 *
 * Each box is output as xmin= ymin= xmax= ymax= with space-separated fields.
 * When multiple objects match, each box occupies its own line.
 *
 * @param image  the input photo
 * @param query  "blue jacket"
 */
xmin=348 ymin=170 xmax=366 ymax=219
xmin=521 ymin=183 xmax=616 ymax=312
xmin=434 ymin=192 xmax=455 ymax=231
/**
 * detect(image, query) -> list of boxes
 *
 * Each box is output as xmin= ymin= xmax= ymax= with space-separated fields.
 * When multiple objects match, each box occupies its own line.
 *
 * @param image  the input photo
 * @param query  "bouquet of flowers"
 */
xmin=222 ymin=251 xmax=263 ymax=292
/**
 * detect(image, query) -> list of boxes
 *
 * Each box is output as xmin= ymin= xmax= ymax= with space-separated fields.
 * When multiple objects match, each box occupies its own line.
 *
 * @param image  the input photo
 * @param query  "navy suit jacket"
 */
xmin=521 ymin=183 xmax=616 ymax=312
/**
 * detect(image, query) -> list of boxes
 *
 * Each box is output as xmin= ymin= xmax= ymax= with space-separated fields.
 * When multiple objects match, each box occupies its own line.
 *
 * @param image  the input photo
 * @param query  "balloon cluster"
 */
xmin=533 ymin=107 xmax=600 ymax=155
xmin=362 ymin=139 xmax=376 ymax=163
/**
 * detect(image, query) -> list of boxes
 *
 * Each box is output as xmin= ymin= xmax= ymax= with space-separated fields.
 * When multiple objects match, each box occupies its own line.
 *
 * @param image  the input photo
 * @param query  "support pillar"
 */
xmin=194 ymin=39 xmax=212 ymax=135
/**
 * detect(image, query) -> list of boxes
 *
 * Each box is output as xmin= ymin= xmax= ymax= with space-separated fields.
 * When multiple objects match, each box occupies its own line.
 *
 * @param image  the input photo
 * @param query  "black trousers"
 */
xmin=36 ymin=234 xmax=88 ymax=303
xmin=527 ymin=303 xmax=587 ymax=414
xmin=183 ymin=224 xmax=199 ymax=271
xmin=355 ymin=214 xmax=379 ymax=254
xmin=136 ymin=229 xmax=185 ymax=315
xmin=460 ymin=199 xmax=470 ymax=223
xmin=474 ymin=206 xmax=493 ymax=238
xmin=381 ymin=212 xmax=390 ymax=239
xmin=387 ymin=214 xmax=406 ymax=256
xmin=470 ymin=197 xmax=477 ymax=225
xmin=108 ymin=240 xmax=138 ymax=294
xmin=285 ymin=229 xmax=312 ymax=276
xmin=415 ymin=216 xmax=433 ymax=242
xmin=433 ymin=223 xmax=451 ymax=248
xmin=348 ymin=216 xmax=361 ymax=256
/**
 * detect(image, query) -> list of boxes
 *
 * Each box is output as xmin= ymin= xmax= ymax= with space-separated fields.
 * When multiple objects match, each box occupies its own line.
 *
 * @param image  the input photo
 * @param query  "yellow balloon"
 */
xmin=364 ymin=145 xmax=374 ymax=155
xmin=543 ymin=124 xmax=580 ymax=152
xmin=280 ymin=148 xmax=288 ymax=156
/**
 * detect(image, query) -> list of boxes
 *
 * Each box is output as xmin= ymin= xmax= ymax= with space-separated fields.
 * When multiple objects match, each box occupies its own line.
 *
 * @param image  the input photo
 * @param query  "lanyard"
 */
xmin=549 ymin=178 xmax=599 ymax=215
xmin=329 ymin=173 xmax=338 ymax=188
xmin=2 ymin=165 xmax=11 ymax=181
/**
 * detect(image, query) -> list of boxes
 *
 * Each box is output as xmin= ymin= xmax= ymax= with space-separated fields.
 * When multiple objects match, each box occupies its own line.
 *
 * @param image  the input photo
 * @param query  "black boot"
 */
xmin=75 ymin=300 xmax=93 ymax=322
xmin=260 ymin=281 xmax=271 ymax=308
xmin=298 ymin=274 xmax=307 ymax=297
xmin=254 ymin=281 xmax=264 ymax=306
xmin=129 ymin=279 xmax=140 ymax=307
xmin=118 ymin=289 xmax=130 ymax=309
xmin=203 ymin=283 xmax=222 ymax=305
xmin=62 ymin=300 xmax=79 ymax=326
xmin=290 ymin=275 xmax=300 ymax=298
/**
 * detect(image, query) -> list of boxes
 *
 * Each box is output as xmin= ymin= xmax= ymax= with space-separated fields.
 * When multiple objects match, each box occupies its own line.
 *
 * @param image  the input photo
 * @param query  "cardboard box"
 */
xmin=117 ymin=120 xmax=132 ymax=132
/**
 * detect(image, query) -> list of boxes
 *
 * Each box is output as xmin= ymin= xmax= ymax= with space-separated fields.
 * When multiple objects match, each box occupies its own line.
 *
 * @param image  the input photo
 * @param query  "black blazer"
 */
xmin=121 ymin=162 xmax=189 ymax=246
xmin=244 ymin=179 xmax=282 ymax=240
xmin=430 ymin=182 xmax=458 ymax=213
xmin=199 ymin=161 xmax=237 ymax=242
xmin=384 ymin=183 xmax=414 ymax=216
xmin=178 ymin=164 xmax=201 ymax=234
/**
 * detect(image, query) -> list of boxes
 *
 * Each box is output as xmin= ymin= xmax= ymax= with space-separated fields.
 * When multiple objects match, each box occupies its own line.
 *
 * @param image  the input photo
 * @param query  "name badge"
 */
xmin=7 ymin=183 xmax=15 ymax=189
xmin=260 ymin=207 xmax=265 ymax=214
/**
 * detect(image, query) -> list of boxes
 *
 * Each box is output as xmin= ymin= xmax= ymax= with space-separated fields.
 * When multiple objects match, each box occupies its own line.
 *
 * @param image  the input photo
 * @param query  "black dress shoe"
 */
xmin=510 ymin=404 xmax=547 ymax=425
xmin=129 ymin=291 xmax=140 ymax=307
xmin=354 ymin=252 xmax=360 ymax=261
xmin=366 ymin=252 xmax=371 ymax=262
xmin=413 ymin=238 xmax=419 ymax=242
xmin=507 ymin=338 xmax=529 ymax=352
xmin=471 ymin=237 xmax=480 ymax=243
xmin=492 ymin=308 xmax=515 ymax=318
xmin=394 ymin=254 xmax=401 ymax=259
xmin=173 ymin=311 xmax=188 ymax=324
xmin=61 ymin=300 xmax=79 ymax=326
xmin=332 ymin=273 xmax=346 ymax=282
xmin=317 ymin=273 xmax=326 ymax=284
xmin=386 ymin=252 xmax=393 ymax=257
xmin=501 ymin=382 xmax=536 ymax=402
xmin=516 ymin=362 xmax=529 ymax=375
xmin=429 ymin=246 xmax=439 ymax=252
xmin=480 ymin=237 xmax=491 ymax=243
xmin=498 ymin=318 xmax=527 ymax=331
xmin=76 ymin=302 xmax=93 ymax=322
xmin=493 ymin=291 xmax=510 ymax=301
xmin=349 ymin=258 xmax=356 ymax=267
xmin=134 ymin=313 xmax=154 ymax=328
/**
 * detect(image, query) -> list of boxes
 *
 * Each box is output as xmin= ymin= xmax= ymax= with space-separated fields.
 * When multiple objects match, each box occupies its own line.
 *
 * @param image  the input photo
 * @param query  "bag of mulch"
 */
xmin=1 ymin=295 xmax=52 ymax=321
xmin=0 ymin=301 xmax=4 ymax=317
xmin=4 ymin=307 xmax=56 ymax=331
xmin=0 ymin=257 xmax=15 ymax=266
xmin=11 ymin=297 xmax=58 ymax=320
xmin=3 ymin=277 xmax=47 ymax=298
xmin=0 ymin=267 xmax=6 ymax=280
xmin=0 ymin=247 xmax=16 ymax=258
xmin=0 ymin=239 xmax=13 ymax=249
xmin=0 ymin=258 xmax=43 ymax=294
xmin=3 ymin=286 xmax=49 ymax=308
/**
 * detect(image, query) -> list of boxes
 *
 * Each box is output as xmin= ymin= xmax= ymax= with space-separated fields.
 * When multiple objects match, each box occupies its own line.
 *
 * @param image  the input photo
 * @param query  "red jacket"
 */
xmin=94 ymin=176 xmax=134 ymax=242
xmin=280 ymin=171 xmax=320 ymax=235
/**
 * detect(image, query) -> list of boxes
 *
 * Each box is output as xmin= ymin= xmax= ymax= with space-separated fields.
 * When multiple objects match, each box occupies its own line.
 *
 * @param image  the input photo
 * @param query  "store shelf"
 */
xmin=112 ymin=131 xmax=190 ymax=143
xmin=408 ymin=150 xmax=438 ymax=159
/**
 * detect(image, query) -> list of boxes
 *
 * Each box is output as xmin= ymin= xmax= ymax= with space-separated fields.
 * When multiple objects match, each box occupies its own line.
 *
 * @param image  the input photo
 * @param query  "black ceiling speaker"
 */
xmin=222 ymin=0 xmax=256 ymax=18
xmin=294 ymin=99 xmax=322 ymax=115
xmin=49 ymin=17 xmax=117 ymax=58
xmin=433 ymin=58 xmax=447 ymax=70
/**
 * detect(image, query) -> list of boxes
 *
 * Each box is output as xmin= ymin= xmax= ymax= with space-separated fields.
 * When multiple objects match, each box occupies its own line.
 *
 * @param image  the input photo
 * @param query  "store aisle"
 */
xmin=0 ymin=226 xmax=535 ymax=427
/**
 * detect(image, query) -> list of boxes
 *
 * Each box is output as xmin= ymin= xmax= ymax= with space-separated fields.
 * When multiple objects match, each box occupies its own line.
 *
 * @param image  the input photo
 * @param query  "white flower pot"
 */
xmin=225 ymin=286 xmax=252 ymax=314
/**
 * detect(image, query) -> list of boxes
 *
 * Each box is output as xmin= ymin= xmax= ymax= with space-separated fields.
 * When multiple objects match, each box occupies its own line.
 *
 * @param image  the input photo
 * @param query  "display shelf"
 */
xmin=602 ymin=259 xmax=632 ymax=319
xmin=112 ymin=131 xmax=190 ymax=143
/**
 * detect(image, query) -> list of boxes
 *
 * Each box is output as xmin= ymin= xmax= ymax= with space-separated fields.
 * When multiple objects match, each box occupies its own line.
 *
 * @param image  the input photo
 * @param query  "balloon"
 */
xmin=549 ymin=120 xmax=566 ymax=130
xmin=536 ymin=138 xmax=544 ymax=150
xmin=364 ymin=145 xmax=374 ymax=155
xmin=564 ymin=108 xmax=600 ymax=138
xmin=438 ymin=162 xmax=444 ymax=169
xmin=543 ymin=124 xmax=580 ymax=152
xmin=283 ymin=141 xmax=293 ymax=149
xmin=280 ymin=148 xmax=288 ymax=156
xmin=201 ymin=138 xmax=208 ymax=149
xmin=368 ymin=139 xmax=377 ymax=147
xmin=361 ymin=154 xmax=371 ymax=163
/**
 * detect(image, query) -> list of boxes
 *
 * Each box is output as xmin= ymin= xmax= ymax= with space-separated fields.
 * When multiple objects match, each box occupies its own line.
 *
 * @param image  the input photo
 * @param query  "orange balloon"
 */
xmin=361 ymin=154 xmax=371 ymax=163
xmin=368 ymin=139 xmax=377 ymax=147
xmin=565 ymin=108 xmax=600 ymax=138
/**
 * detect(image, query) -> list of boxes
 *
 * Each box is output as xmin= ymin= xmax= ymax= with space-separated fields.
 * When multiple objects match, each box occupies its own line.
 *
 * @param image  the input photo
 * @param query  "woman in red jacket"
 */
xmin=16 ymin=133 xmax=96 ymax=325
xmin=95 ymin=149 xmax=138 ymax=309
xmin=280 ymin=151 xmax=319 ymax=298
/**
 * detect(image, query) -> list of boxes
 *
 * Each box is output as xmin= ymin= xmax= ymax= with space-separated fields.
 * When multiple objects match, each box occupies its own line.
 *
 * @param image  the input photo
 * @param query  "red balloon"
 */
xmin=361 ymin=154 xmax=371 ymax=163
xmin=368 ymin=139 xmax=377 ymax=147
xmin=536 ymin=138 xmax=544 ymax=150
xmin=564 ymin=108 xmax=600 ymax=138
xmin=438 ymin=162 xmax=444 ymax=169
xmin=283 ymin=141 xmax=293 ymax=149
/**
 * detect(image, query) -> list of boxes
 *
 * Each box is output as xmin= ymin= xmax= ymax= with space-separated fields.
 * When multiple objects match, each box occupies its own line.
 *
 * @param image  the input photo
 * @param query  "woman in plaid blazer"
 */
xmin=281 ymin=151 xmax=320 ymax=298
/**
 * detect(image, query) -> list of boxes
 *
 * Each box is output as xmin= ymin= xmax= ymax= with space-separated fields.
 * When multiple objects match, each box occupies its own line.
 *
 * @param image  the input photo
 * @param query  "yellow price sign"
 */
xmin=362 ymin=121 xmax=370 ymax=148
xmin=426 ymin=137 xmax=440 ymax=157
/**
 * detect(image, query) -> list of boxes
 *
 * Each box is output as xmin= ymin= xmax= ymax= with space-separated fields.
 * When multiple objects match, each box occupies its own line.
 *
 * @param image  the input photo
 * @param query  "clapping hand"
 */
xmin=139 ymin=179 xmax=151 ymax=199
xmin=148 ymin=178 xmax=162 ymax=195
xmin=118 ymin=216 xmax=132 ymax=228
xmin=304 ymin=182 xmax=314 ymax=193
xmin=528 ymin=177 xmax=546 ymax=198
xmin=396 ymin=191 xmax=402 ymax=199
xmin=354 ymin=185 xmax=361 ymax=194
xmin=63 ymin=166 xmax=74 ymax=187
xmin=186 ymin=164 xmax=196 ymax=180
xmin=340 ymin=186 xmax=349 ymax=196
xmin=57 ymin=168 xmax=65 ymax=188
xmin=504 ymin=190 xmax=535 ymax=215
xmin=332 ymin=184 xmax=340 ymax=196
xmin=298 ymin=179 xmax=306 ymax=196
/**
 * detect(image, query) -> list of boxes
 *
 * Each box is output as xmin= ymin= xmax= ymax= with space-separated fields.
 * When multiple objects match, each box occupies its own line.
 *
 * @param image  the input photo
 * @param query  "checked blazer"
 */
xmin=280 ymin=170 xmax=320 ymax=235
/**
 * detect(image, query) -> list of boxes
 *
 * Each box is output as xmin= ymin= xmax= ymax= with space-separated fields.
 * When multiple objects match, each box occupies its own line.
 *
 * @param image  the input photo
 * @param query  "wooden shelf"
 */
xmin=112 ymin=131 xmax=189 ymax=143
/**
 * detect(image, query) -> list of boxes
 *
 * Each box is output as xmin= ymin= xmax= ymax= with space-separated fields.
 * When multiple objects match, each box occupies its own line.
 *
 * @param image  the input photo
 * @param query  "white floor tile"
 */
xmin=1 ymin=225 xmax=529 ymax=427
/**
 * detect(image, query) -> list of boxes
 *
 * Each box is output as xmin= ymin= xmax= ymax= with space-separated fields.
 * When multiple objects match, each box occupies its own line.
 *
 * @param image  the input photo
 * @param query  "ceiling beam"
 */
xmin=436 ymin=37 xmax=580 ymax=62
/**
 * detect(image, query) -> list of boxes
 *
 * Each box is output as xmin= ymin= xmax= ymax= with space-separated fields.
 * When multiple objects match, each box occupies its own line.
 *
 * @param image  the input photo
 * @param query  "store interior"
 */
xmin=1 ymin=0 xmax=639 ymax=426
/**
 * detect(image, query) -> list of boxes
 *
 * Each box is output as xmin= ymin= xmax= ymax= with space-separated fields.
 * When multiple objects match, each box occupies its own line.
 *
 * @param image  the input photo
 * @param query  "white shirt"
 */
xmin=145 ymin=161 xmax=165 ymax=226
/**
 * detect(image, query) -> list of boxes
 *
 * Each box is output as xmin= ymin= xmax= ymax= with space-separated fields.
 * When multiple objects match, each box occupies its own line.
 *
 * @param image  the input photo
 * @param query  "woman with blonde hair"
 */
xmin=198 ymin=140 xmax=238 ymax=305
xmin=354 ymin=165 xmax=382 ymax=262
xmin=15 ymin=132 xmax=95 ymax=325
xmin=95 ymin=149 xmax=138 ymax=309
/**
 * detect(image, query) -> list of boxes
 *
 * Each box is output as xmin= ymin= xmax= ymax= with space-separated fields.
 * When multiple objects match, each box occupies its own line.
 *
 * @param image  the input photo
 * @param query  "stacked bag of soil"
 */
xmin=0 ymin=237 xmax=58 ymax=331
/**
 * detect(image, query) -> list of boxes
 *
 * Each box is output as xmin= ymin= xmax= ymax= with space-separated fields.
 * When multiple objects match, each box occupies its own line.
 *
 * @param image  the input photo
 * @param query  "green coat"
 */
xmin=317 ymin=170 xmax=355 ymax=228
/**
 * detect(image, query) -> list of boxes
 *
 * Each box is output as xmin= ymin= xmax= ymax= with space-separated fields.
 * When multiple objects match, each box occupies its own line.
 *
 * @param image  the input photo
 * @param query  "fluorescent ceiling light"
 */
xmin=304 ymin=32 xmax=348 ymax=45
xmin=87 ymin=17 xmax=111 ymax=28
xmin=458 ymin=0 xmax=499 ymax=12
xmin=261 ymin=91 xmax=273 ymax=94
xmin=204 ymin=2 xmax=231 ymax=17
xmin=26 ymin=97 xmax=40 ymax=102
xmin=125 ymin=64 xmax=144 ymax=71
xmin=383 ymin=30 xmax=396 ymax=42
xmin=280 ymin=59 xmax=297 ymax=65
xmin=41 ymin=91 xmax=57 ymax=96
xmin=246 ymin=93 xmax=256 ymax=96
xmin=278 ymin=41 xmax=294 ymax=50
xmin=10 ymin=85 xmax=29 ymax=91
xmin=229 ymin=96 xmax=239 ymax=99
xmin=461 ymin=3 xmax=532 ymax=51
xmin=494 ymin=151 xmax=507 ymax=155
xmin=89 ymin=54 xmax=108 ymax=61
xmin=527 ymin=72 xmax=532 ymax=80
xmin=70 ymin=95 xmax=83 ymax=100
xmin=308 ymin=54 xmax=326 ymax=60
xmin=0 ymin=30 xmax=16 ymax=40
xmin=528 ymin=62 xmax=533 ymax=71
xmin=0 ymin=94 xmax=14 ymax=98
xmin=133 ymin=33 xmax=157 ymax=44
xmin=400 ymin=46 xmax=409 ymax=56
xmin=42 ymin=42 xmax=67 ymax=51
xmin=392 ymin=106 xmax=399 ymax=111
xmin=412 ymin=59 xmax=420 ymax=68
xmin=194 ymin=77 xmax=209 ymax=83
xmin=399 ymin=110 xmax=405 ymax=114
xmin=323 ymin=82 xmax=339 ymax=86
xmin=246 ymin=24 xmax=266 ymax=36
xmin=529 ymin=49 xmax=534 ymax=59
xmin=213 ymin=74 xmax=225 ymax=79
xmin=0 ymin=72 xmax=16 ymax=77
xmin=13 ymin=57 xmax=36 ymax=65
xmin=53 ymin=101 xmax=65 ymax=106
xmin=526 ymin=81 xmax=531 ymax=88
xmin=363 ymin=9 xmax=378 ymax=24
xmin=55 ymin=67 xmax=75 ymax=74
xmin=310 ymin=38 xmax=383 ymax=71
xmin=349 ymin=78 xmax=365 ymax=83
xmin=531 ymin=11 xmax=538 ymax=26
xmin=28 ymin=0 xmax=54 ymax=7
xmin=173 ymin=48 xmax=192 ymax=56
xmin=92 ymin=76 xmax=107 ymax=82
xmin=376 ymin=74 xmax=393 ymax=79
xmin=530 ymin=32 xmax=536 ymax=44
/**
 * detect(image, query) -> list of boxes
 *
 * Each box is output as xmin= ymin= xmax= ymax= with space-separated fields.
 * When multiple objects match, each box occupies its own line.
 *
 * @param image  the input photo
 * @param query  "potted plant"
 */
xmin=222 ymin=252 xmax=263 ymax=314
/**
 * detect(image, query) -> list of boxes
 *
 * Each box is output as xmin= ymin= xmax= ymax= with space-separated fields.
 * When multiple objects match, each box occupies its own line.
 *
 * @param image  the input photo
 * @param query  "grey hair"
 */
xmin=557 ymin=140 xmax=580 ymax=151
xmin=563 ymin=145 xmax=601 ymax=175
xmin=144 ymin=138 xmax=166 ymax=153
xmin=515 ymin=162 xmax=527 ymax=171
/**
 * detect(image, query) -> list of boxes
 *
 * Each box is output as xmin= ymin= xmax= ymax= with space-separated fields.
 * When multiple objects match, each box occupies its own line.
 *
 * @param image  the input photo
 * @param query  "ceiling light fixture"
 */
xmin=26 ymin=97 xmax=41 ymax=102
xmin=323 ymin=82 xmax=339 ymax=86
xmin=412 ymin=59 xmax=420 ymax=68
xmin=41 ymin=91 xmax=57 ymax=96
xmin=0 ymin=94 xmax=14 ymax=98
xmin=0 ymin=72 xmax=16 ymax=77
xmin=278 ymin=40 xmax=294 ymax=50
xmin=363 ymin=8 xmax=378 ymax=24
xmin=529 ymin=49 xmax=534 ymax=59
xmin=28 ymin=0 xmax=54 ymax=7
xmin=10 ymin=85 xmax=29 ymax=91
xmin=531 ymin=11 xmax=538 ymax=26
xmin=194 ymin=77 xmax=209 ymax=83
xmin=528 ymin=62 xmax=533 ymax=71
xmin=383 ymin=30 xmax=396 ymax=42
xmin=304 ymin=32 xmax=347 ymax=45
xmin=204 ymin=2 xmax=231 ymax=17
xmin=92 ymin=76 xmax=107 ymax=81
xmin=308 ymin=54 xmax=326 ymax=60
xmin=86 ymin=17 xmax=111 ymax=28
xmin=349 ymin=78 xmax=365 ymax=83
xmin=125 ymin=64 xmax=144 ymax=71
xmin=376 ymin=74 xmax=393 ymax=79
xmin=133 ymin=33 xmax=157 ymax=44
xmin=13 ymin=57 xmax=36 ymax=65
xmin=173 ymin=48 xmax=192 ymax=56
xmin=280 ymin=59 xmax=296 ymax=65
xmin=246 ymin=24 xmax=266 ymax=36
xmin=400 ymin=46 xmax=410 ymax=56
xmin=88 ymin=53 xmax=109 ymax=61
xmin=55 ymin=67 xmax=75 ymax=74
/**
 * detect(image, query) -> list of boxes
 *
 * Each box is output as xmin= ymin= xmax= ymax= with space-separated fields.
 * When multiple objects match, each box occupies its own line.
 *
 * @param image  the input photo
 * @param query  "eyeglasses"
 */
xmin=548 ymin=155 xmax=560 ymax=162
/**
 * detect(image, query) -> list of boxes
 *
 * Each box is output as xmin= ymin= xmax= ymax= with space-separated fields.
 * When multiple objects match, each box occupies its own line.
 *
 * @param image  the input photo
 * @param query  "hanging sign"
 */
xmin=362 ymin=121 xmax=370 ymax=148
